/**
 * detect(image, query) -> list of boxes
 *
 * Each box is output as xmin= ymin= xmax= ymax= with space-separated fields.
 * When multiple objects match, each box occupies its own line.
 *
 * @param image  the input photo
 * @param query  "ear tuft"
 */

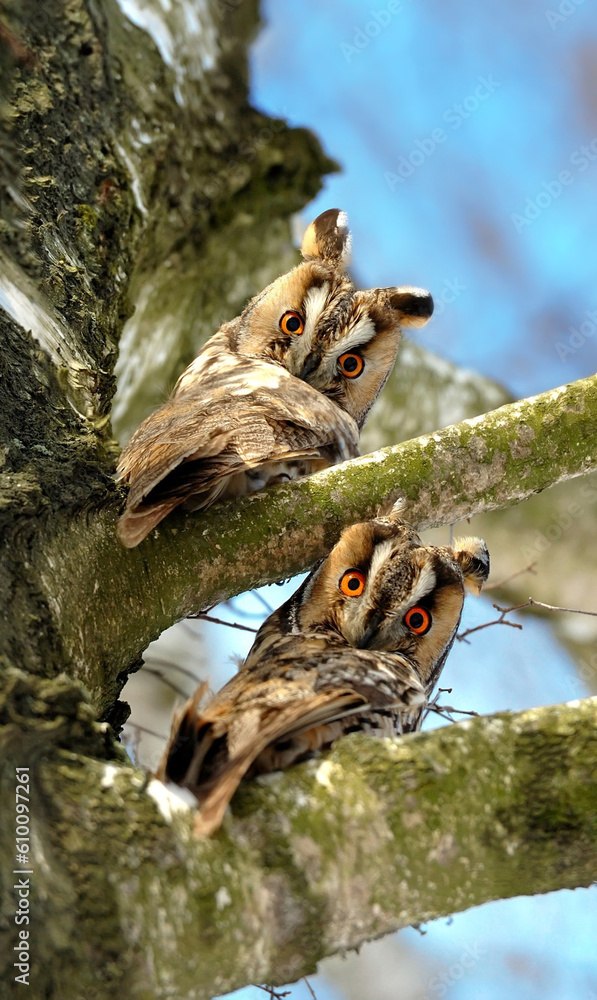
xmin=301 ymin=209 xmax=352 ymax=267
xmin=452 ymin=538 xmax=490 ymax=595
xmin=386 ymin=286 xmax=434 ymax=328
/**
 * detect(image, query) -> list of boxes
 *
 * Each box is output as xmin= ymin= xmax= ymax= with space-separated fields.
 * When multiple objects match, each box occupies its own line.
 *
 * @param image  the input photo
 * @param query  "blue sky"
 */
xmin=251 ymin=0 xmax=597 ymax=399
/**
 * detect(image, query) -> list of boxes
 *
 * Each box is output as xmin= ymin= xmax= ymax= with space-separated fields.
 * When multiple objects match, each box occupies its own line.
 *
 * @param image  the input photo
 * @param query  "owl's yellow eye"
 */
xmin=280 ymin=311 xmax=304 ymax=336
xmin=404 ymin=606 xmax=432 ymax=635
xmin=340 ymin=569 xmax=366 ymax=596
xmin=338 ymin=352 xmax=364 ymax=378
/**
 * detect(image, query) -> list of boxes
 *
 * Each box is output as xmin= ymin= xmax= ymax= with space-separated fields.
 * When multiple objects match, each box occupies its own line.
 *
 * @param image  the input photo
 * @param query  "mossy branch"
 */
xmin=3 ymin=679 xmax=596 ymax=1000
xmin=36 ymin=373 xmax=597 ymax=712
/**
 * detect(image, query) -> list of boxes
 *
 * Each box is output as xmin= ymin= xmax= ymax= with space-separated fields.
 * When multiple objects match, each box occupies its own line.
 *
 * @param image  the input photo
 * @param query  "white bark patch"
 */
xmin=0 ymin=251 xmax=97 ymax=417
xmin=114 ymin=140 xmax=148 ymax=217
xmin=315 ymin=759 xmax=341 ymax=789
xmin=116 ymin=0 xmax=219 ymax=105
xmin=101 ymin=764 xmax=119 ymax=788
xmin=147 ymin=778 xmax=196 ymax=821
xmin=215 ymin=887 xmax=232 ymax=910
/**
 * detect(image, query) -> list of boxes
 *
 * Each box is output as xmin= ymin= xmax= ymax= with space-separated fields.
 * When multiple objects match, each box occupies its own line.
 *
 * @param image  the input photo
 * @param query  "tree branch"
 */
xmin=34 ymin=373 xmax=597 ymax=713
xmin=3 ymin=673 xmax=595 ymax=999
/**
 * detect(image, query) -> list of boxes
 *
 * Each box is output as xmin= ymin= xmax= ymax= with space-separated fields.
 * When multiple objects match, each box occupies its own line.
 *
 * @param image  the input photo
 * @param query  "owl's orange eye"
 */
xmin=404 ymin=606 xmax=432 ymax=635
xmin=280 ymin=311 xmax=304 ymax=335
xmin=338 ymin=352 xmax=364 ymax=378
xmin=340 ymin=569 xmax=366 ymax=597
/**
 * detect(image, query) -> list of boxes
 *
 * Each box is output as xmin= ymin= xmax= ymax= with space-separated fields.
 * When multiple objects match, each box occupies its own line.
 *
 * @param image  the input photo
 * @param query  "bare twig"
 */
xmin=255 ymin=986 xmax=291 ymax=999
xmin=433 ymin=704 xmax=480 ymax=722
xmin=303 ymin=979 xmax=318 ymax=999
xmin=498 ymin=598 xmax=597 ymax=618
xmin=484 ymin=560 xmax=538 ymax=591
xmin=424 ymin=688 xmax=479 ymax=724
xmin=188 ymin=613 xmax=258 ymax=633
xmin=458 ymin=596 xmax=597 ymax=644
xmin=457 ymin=605 xmax=523 ymax=643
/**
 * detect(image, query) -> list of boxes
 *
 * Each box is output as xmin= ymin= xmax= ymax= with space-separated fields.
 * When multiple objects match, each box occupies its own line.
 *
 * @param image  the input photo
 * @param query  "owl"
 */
xmin=158 ymin=634 xmax=427 ymax=837
xmin=116 ymin=209 xmax=433 ymax=547
xmin=245 ymin=508 xmax=490 ymax=695
xmin=158 ymin=511 xmax=489 ymax=835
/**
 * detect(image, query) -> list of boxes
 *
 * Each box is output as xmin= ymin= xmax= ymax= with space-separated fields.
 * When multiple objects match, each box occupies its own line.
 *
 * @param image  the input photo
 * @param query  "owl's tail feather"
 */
xmin=190 ymin=691 xmax=383 ymax=836
xmin=192 ymin=755 xmax=261 ymax=837
xmin=116 ymin=499 xmax=182 ymax=548
xmin=161 ymin=686 xmax=381 ymax=836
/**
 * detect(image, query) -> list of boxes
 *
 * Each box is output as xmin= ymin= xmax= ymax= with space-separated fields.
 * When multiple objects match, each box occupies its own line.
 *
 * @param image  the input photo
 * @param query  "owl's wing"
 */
xmin=116 ymin=358 xmax=359 ymax=546
xmin=158 ymin=636 xmax=426 ymax=836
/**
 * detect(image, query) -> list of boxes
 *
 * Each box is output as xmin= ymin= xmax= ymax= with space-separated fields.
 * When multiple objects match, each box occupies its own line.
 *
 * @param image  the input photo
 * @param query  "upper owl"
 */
xmin=116 ymin=210 xmax=433 ymax=547
xmin=293 ymin=209 xmax=433 ymax=426
xmin=177 ymin=208 xmax=434 ymax=428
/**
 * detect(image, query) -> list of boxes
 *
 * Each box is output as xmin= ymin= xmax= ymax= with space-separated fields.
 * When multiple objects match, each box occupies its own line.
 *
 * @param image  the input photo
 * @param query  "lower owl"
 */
xmin=245 ymin=506 xmax=490 ymax=695
xmin=158 ymin=509 xmax=489 ymax=835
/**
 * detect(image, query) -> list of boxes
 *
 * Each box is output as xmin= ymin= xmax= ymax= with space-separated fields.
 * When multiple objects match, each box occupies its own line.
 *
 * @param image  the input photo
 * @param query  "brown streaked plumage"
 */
xmin=116 ymin=209 xmax=433 ymax=546
xmin=159 ymin=509 xmax=489 ymax=835
xmin=115 ymin=356 xmax=359 ymax=547
xmin=157 ymin=634 xmax=427 ymax=837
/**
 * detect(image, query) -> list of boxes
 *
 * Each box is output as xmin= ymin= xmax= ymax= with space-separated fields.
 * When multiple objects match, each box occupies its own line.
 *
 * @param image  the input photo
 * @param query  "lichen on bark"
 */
xmin=1 ymin=669 xmax=595 ymax=999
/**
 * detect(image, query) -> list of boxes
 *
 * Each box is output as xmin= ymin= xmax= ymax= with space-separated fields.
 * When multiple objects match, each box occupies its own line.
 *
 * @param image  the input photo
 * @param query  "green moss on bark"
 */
xmin=2 ymin=683 xmax=595 ymax=999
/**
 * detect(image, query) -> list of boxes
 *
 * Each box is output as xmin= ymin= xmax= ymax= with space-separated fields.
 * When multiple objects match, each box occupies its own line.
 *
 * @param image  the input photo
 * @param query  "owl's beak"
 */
xmin=356 ymin=610 xmax=385 ymax=649
xmin=299 ymin=352 xmax=321 ymax=380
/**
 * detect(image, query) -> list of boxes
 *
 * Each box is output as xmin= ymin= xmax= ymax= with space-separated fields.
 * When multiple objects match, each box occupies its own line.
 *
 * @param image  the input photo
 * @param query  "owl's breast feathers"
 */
xmin=158 ymin=633 xmax=426 ymax=836
xmin=116 ymin=353 xmax=359 ymax=547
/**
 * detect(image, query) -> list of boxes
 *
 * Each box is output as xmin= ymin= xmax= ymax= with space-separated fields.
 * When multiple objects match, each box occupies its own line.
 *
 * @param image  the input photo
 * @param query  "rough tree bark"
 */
xmin=1 ymin=3 xmax=596 ymax=999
